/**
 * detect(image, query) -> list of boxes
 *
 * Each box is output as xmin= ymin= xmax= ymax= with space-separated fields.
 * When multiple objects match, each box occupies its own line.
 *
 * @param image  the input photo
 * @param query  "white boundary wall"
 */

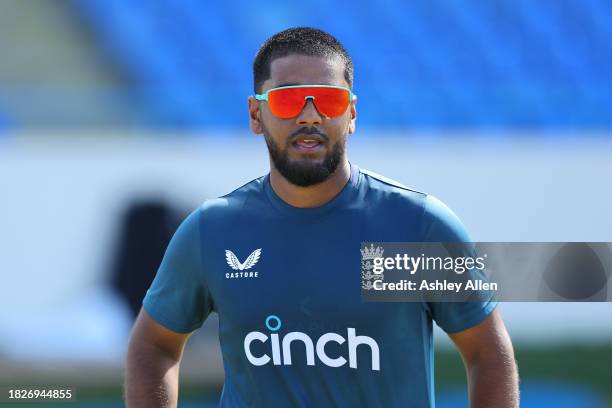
xmin=0 ymin=131 xmax=611 ymax=361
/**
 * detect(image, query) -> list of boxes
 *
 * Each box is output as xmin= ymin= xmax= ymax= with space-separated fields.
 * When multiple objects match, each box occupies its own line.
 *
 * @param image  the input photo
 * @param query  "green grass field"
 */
xmin=436 ymin=343 xmax=612 ymax=406
xmin=7 ymin=343 xmax=612 ymax=407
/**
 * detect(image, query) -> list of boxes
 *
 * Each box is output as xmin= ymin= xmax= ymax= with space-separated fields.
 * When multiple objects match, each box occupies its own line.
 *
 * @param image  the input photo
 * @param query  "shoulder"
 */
xmin=420 ymin=195 xmax=471 ymax=242
xmin=359 ymin=167 xmax=427 ymax=212
xmin=358 ymin=167 xmax=470 ymax=241
xmin=360 ymin=167 xmax=425 ymax=195
xmin=190 ymin=174 xmax=267 ymax=223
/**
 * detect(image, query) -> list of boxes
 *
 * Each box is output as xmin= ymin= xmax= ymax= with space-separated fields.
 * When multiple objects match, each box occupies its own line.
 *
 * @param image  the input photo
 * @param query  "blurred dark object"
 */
xmin=110 ymin=199 xmax=183 ymax=318
xmin=540 ymin=243 xmax=611 ymax=301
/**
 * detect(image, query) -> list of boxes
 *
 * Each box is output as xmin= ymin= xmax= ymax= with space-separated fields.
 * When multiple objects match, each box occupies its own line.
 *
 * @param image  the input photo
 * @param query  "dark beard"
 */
xmin=263 ymin=128 xmax=345 ymax=187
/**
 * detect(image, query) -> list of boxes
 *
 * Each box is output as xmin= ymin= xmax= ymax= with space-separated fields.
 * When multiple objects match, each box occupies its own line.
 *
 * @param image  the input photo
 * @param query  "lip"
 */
xmin=291 ymin=133 xmax=326 ymax=144
xmin=291 ymin=134 xmax=326 ymax=153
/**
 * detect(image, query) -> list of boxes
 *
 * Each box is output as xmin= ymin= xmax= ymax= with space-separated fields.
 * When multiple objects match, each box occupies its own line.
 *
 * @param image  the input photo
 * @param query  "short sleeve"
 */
xmin=420 ymin=195 xmax=497 ymax=333
xmin=142 ymin=208 xmax=213 ymax=333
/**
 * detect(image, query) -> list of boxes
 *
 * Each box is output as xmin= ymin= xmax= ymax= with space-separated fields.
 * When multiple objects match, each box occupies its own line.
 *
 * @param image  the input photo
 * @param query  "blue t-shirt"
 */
xmin=143 ymin=162 xmax=496 ymax=407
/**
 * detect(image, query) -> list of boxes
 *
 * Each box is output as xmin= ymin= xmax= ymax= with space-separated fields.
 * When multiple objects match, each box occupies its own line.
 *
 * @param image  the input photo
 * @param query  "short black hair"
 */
xmin=253 ymin=27 xmax=353 ymax=93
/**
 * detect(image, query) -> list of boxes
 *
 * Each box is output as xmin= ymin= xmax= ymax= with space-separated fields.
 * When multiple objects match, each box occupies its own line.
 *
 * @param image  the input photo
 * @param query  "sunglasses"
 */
xmin=255 ymin=85 xmax=355 ymax=119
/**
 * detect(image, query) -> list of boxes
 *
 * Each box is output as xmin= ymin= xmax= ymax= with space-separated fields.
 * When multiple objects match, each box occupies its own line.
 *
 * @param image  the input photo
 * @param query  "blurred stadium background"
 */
xmin=0 ymin=1 xmax=611 ymax=407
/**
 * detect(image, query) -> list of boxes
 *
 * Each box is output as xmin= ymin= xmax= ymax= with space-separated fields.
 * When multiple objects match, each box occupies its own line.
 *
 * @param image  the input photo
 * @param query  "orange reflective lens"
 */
xmin=255 ymin=85 xmax=354 ymax=119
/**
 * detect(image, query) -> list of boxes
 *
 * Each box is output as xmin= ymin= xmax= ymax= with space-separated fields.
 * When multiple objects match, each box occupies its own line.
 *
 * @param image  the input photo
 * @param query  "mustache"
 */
xmin=289 ymin=127 xmax=329 ymax=143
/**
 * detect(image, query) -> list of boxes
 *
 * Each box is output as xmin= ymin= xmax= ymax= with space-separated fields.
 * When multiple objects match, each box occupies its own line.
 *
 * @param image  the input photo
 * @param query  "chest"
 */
xmin=201 ymin=216 xmax=417 ymax=333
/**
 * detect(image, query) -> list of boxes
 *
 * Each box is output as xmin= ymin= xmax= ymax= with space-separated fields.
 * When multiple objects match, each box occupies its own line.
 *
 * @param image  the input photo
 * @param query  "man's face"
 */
xmin=249 ymin=54 xmax=357 ymax=187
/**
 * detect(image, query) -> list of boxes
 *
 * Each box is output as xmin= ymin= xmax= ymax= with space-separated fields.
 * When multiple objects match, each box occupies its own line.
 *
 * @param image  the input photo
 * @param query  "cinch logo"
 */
xmin=243 ymin=315 xmax=380 ymax=371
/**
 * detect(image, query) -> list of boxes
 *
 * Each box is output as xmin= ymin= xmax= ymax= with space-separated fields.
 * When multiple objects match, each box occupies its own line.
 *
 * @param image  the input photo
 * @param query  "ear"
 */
xmin=248 ymin=96 xmax=263 ymax=134
xmin=348 ymin=95 xmax=357 ymax=134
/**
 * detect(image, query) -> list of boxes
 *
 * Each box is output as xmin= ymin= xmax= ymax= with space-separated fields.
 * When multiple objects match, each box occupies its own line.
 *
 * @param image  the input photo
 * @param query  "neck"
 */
xmin=269 ymin=159 xmax=351 ymax=208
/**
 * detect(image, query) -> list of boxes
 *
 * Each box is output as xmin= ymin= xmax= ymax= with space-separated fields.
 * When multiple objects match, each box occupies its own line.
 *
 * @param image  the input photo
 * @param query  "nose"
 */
xmin=296 ymin=97 xmax=322 ymax=125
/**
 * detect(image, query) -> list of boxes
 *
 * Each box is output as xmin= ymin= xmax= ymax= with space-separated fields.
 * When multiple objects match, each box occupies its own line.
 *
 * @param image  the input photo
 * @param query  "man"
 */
xmin=125 ymin=27 xmax=519 ymax=407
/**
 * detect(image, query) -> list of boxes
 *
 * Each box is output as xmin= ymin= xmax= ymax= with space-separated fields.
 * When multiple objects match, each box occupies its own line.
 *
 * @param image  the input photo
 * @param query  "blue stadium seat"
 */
xmin=73 ymin=0 xmax=612 ymax=129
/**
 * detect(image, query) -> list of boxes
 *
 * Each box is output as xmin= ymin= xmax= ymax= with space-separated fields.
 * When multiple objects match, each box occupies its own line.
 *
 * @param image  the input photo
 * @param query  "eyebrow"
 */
xmin=275 ymin=83 xmax=302 ymax=87
xmin=274 ymin=82 xmax=336 ymax=88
